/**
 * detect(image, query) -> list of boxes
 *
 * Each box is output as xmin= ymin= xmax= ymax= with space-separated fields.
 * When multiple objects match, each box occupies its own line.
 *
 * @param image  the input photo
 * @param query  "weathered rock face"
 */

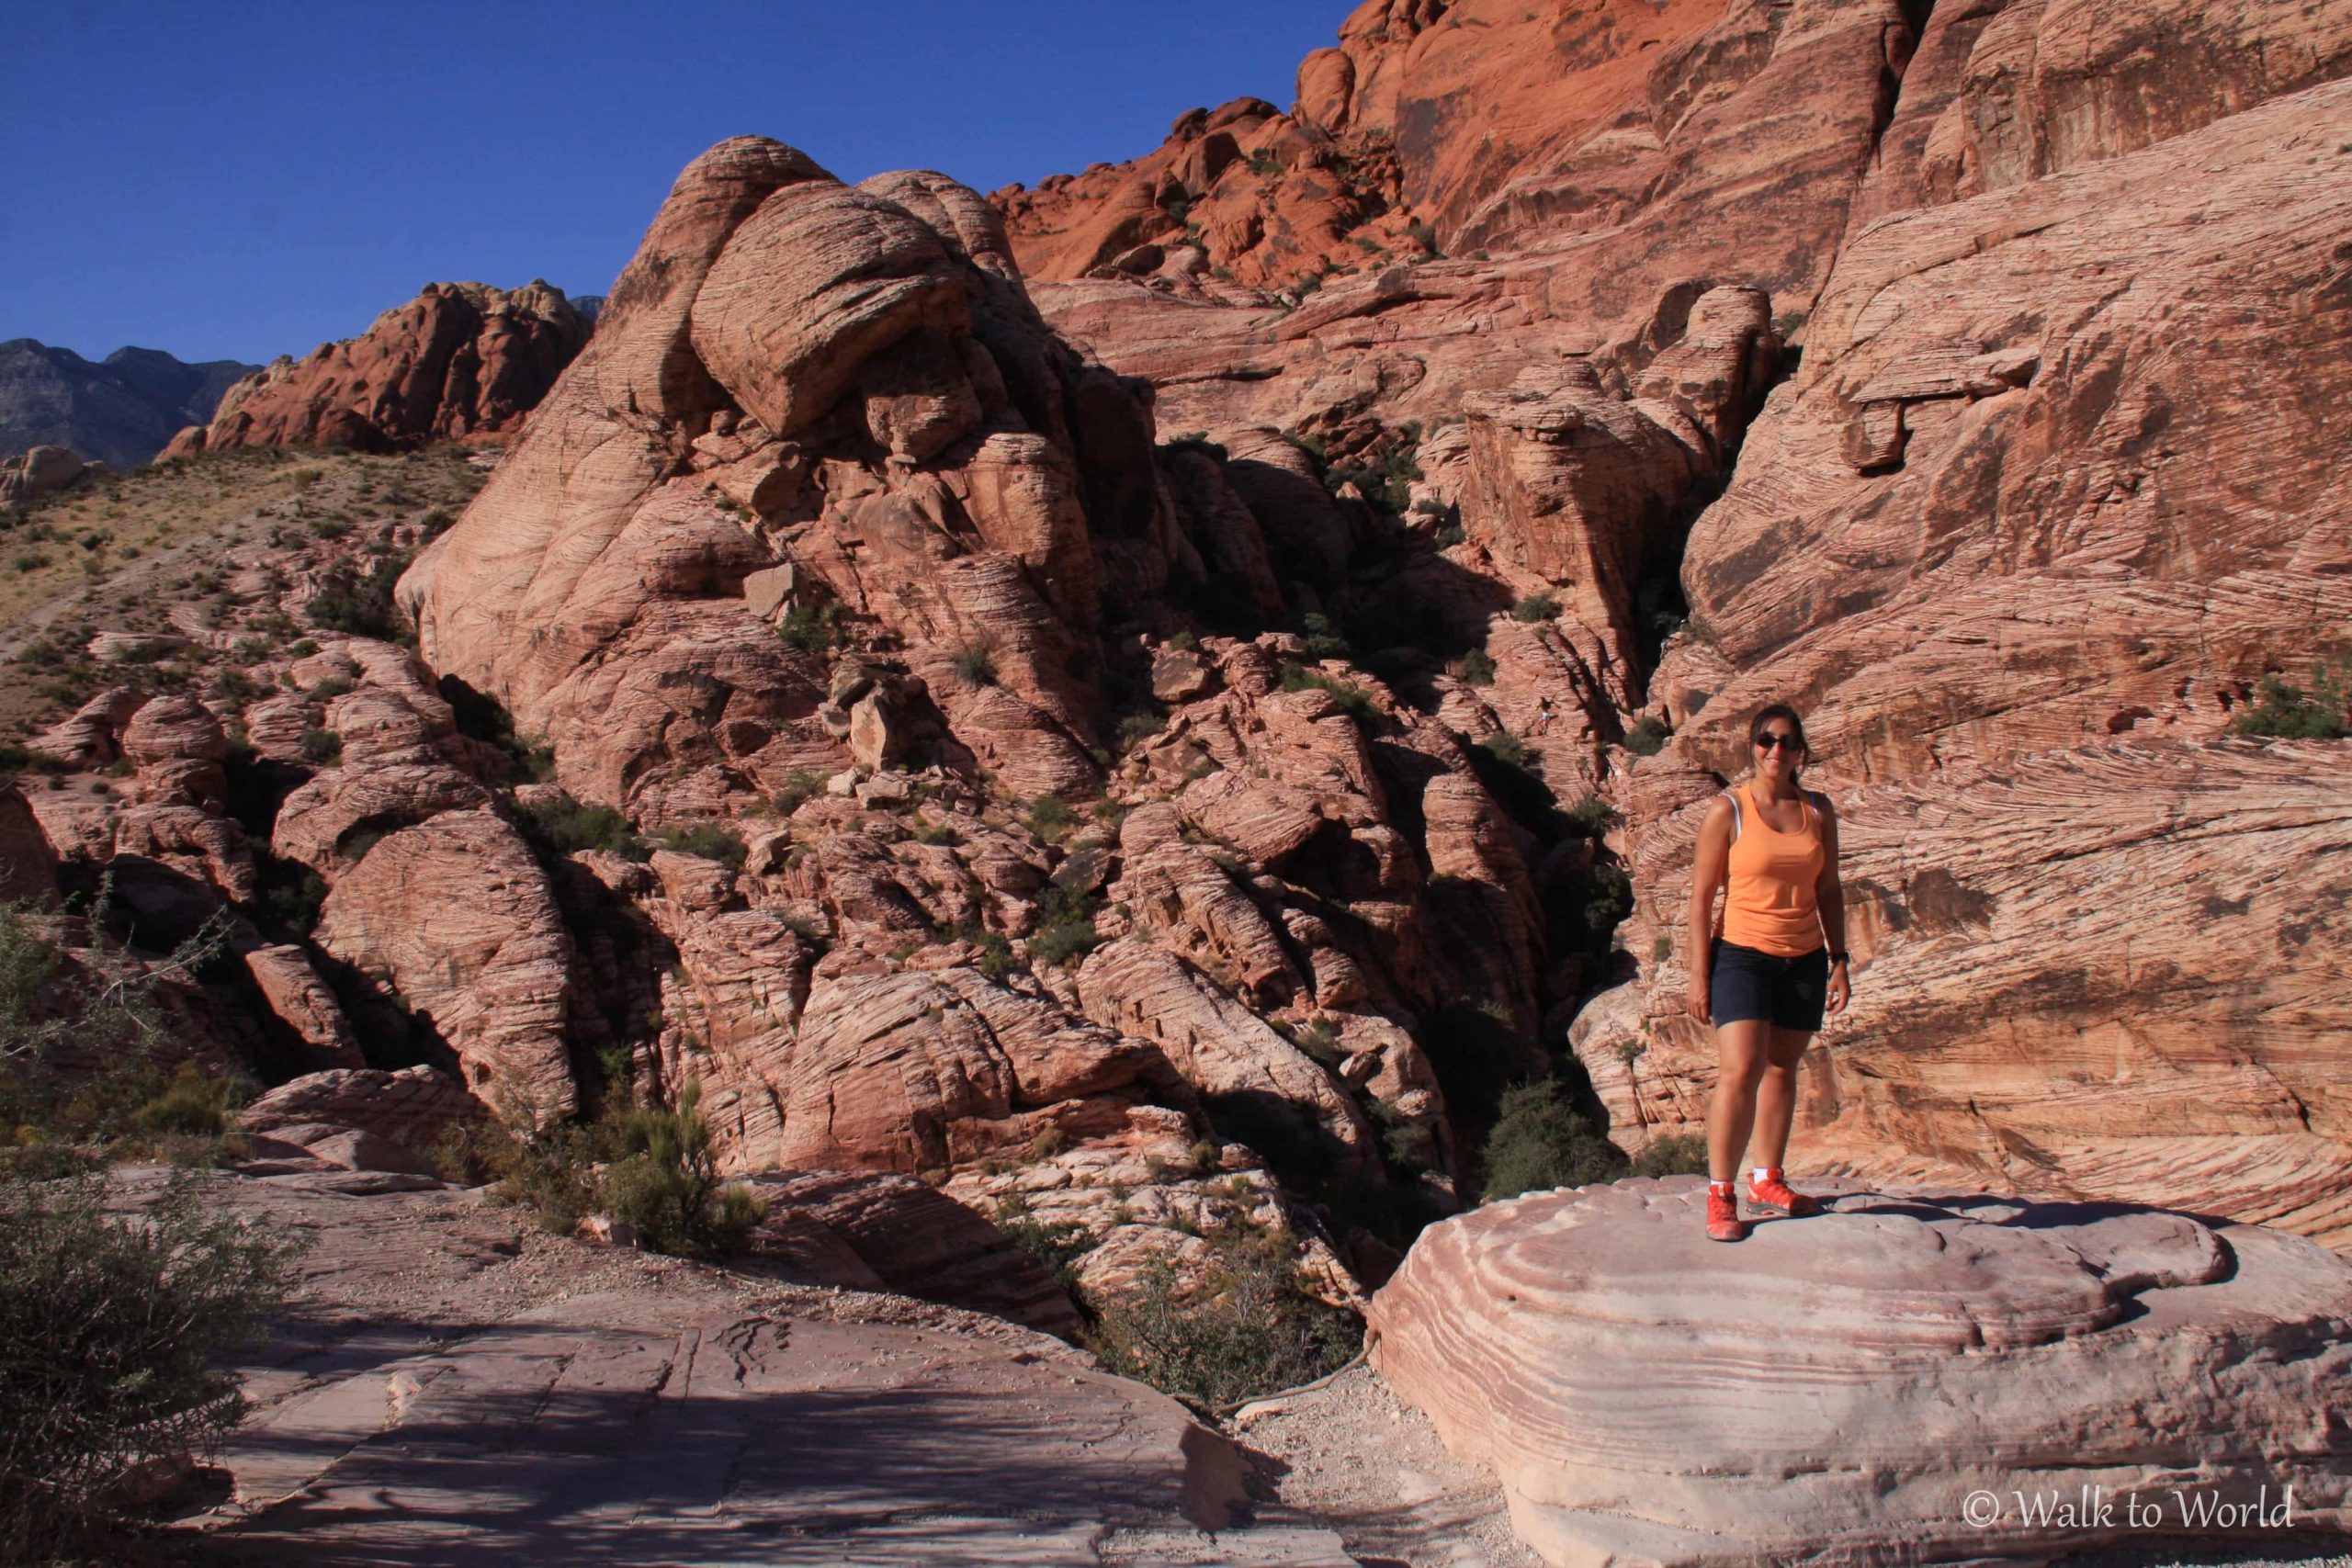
xmin=400 ymin=141 xmax=1148 ymax=812
xmin=742 ymin=1168 xmax=1081 ymax=1335
xmin=313 ymin=808 xmax=575 ymax=1116
xmin=164 ymin=281 xmax=589 ymax=457
xmin=1372 ymin=1179 xmax=2352 ymax=1567
xmin=1667 ymin=74 xmax=2352 ymax=780
xmin=1000 ymin=0 xmax=1921 ymax=446
xmin=0 ymin=444 xmax=101 ymax=508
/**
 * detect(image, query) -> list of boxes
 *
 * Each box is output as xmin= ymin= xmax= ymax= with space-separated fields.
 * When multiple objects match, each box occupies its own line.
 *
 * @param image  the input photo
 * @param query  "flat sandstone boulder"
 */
xmin=1367 ymin=1178 xmax=2352 ymax=1567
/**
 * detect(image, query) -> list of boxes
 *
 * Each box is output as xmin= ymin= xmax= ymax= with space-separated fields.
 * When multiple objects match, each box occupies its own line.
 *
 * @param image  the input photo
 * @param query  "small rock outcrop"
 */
xmin=1371 ymin=1178 xmax=2352 ymax=1566
xmin=0 ymin=445 xmax=102 ymax=508
xmin=164 ymin=281 xmax=590 ymax=457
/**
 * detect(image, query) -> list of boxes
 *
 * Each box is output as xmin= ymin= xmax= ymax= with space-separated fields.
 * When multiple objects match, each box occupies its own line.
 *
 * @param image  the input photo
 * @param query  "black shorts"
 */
xmin=1710 ymin=941 xmax=1829 ymax=1031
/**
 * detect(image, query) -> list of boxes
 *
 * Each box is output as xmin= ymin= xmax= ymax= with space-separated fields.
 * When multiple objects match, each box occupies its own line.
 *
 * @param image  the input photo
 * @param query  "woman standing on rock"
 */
xmin=1683 ymin=704 xmax=1849 ymax=1243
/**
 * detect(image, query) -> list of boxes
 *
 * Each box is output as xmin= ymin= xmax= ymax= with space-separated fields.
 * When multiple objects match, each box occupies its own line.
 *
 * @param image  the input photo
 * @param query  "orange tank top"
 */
xmin=1720 ymin=782 xmax=1826 ymax=957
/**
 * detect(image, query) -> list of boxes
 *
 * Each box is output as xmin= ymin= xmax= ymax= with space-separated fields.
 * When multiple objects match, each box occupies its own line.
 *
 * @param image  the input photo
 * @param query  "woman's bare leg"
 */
xmin=1708 ymin=1021 xmax=1773 ymax=1182
xmin=1750 ymin=1026 xmax=1815 ymax=1171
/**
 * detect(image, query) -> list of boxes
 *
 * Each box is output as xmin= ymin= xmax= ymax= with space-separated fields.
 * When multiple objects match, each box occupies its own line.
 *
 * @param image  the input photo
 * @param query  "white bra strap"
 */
xmin=1725 ymin=789 xmax=1743 ymax=841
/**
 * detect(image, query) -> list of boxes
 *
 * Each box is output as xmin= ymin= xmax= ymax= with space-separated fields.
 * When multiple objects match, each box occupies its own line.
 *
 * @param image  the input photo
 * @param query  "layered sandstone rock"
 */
xmin=1665 ymin=75 xmax=2352 ymax=778
xmin=164 ymin=281 xmax=589 ymax=457
xmin=0 ymin=444 xmax=100 ymax=507
xmin=312 ymin=809 xmax=575 ymax=1115
xmin=742 ymin=1168 xmax=1080 ymax=1335
xmin=400 ymin=140 xmax=1148 ymax=813
xmin=1372 ymin=1178 xmax=2352 ymax=1566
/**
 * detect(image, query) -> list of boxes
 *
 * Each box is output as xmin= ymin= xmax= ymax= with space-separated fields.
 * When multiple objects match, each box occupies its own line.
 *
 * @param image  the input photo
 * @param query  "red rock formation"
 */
xmin=164 ymin=281 xmax=589 ymax=457
xmin=1372 ymin=1179 xmax=2352 ymax=1565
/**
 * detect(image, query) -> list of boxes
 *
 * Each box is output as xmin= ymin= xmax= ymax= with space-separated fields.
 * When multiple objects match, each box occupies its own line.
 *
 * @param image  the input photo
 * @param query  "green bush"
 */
xmin=993 ymin=1208 xmax=1097 ymax=1294
xmin=776 ymin=602 xmax=846 ymax=653
xmin=513 ymin=794 xmax=647 ymax=862
xmin=1300 ymin=613 xmax=1351 ymax=660
xmin=1511 ymin=592 xmax=1561 ymax=624
xmin=2231 ymin=664 xmax=2349 ymax=739
xmin=299 ymin=728 xmax=342 ymax=764
xmin=1480 ymin=730 xmax=1532 ymax=770
xmin=1565 ymin=794 xmax=1620 ymax=835
xmin=655 ymin=822 xmax=748 ymax=870
xmin=303 ymin=547 xmax=413 ymax=640
xmin=1278 ymin=662 xmax=1377 ymax=723
xmin=770 ymin=768 xmax=825 ymax=817
xmin=953 ymin=642 xmax=999 ymax=687
xmin=0 ymin=1173 xmax=299 ymax=1560
xmin=0 ymin=893 xmax=236 ymax=1162
xmin=1630 ymin=1132 xmax=1711 ymax=1178
xmin=1624 ymin=716 xmax=1671 ymax=756
xmin=1030 ymin=916 xmax=1101 ymax=969
xmin=1026 ymin=794 xmax=1077 ymax=843
xmin=484 ymin=1080 xmax=761 ymax=1258
xmin=1451 ymin=649 xmax=1497 ymax=686
xmin=1089 ymin=1233 xmax=1358 ymax=1407
xmin=1479 ymin=1079 xmax=1630 ymax=1200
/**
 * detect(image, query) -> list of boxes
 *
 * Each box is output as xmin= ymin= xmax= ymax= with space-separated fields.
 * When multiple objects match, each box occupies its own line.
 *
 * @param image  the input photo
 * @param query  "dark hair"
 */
xmin=1748 ymin=704 xmax=1810 ymax=768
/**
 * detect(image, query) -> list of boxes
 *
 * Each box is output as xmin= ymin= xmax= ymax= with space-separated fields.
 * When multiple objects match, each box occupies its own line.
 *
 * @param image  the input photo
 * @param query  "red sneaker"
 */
xmin=1705 ymin=1184 xmax=1747 ymax=1243
xmin=1747 ymin=1168 xmax=1821 ymax=1217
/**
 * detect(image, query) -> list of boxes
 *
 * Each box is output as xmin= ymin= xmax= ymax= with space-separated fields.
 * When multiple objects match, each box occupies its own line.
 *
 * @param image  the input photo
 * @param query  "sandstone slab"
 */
xmin=1371 ymin=1177 xmax=2352 ymax=1566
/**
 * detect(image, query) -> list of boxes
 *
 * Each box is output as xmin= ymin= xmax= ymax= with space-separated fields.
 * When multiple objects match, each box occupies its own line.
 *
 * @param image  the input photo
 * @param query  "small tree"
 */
xmin=1479 ymin=1079 xmax=1629 ymax=1200
xmin=0 ymin=1173 xmax=299 ymax=1559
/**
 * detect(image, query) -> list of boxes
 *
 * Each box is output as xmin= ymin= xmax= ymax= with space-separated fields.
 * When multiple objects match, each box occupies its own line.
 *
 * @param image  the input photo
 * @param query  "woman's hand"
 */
xmin=1826 ymin=961 xmax=1850 ymax=1017
xmin=1685 ymin=985 xmax=1711 ymax=1025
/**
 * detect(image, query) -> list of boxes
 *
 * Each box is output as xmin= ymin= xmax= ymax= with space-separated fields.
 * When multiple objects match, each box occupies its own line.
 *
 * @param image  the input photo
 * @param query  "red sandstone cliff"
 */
xmin=164 ymin=280 xmax=590 ymax=457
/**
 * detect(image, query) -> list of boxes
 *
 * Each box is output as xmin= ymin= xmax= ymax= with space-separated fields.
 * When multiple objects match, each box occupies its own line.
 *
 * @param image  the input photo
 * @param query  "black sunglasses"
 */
xmin=1754 ymin=732 xmax=1804 ymax=752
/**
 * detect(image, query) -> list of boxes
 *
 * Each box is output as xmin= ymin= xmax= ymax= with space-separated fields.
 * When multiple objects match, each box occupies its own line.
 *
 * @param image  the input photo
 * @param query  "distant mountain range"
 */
xmin=0 ymin=340 xmax=259 ymax=469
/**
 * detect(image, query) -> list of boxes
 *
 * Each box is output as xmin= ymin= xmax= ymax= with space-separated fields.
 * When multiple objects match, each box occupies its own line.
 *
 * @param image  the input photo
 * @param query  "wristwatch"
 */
xmin=1828 ymin=950 xmax=1850 ymax=965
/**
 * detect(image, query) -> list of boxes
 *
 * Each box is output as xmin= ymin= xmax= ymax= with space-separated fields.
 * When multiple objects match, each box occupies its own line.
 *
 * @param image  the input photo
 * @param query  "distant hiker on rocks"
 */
xmin=1683 ymin=704 xmax=1849 ymax=1243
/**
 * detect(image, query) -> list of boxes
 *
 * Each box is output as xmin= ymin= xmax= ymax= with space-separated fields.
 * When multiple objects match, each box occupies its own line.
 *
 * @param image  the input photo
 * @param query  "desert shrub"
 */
xmin=513 ymin=794 xmax=647 ymax=862
xmin=953 ymin=642 xmax=999 ymax=686
xmin=2231 ymin=664 xmax=2349 ymax=739
xmin=1630 ymin=1132 xmax=1711 ymax=1179
xmin=1300 ymin=612 xmax=1351 ymax=660
xmin=993 ymin=1206 xmax=1097 ymax=1294
xmin=1030 ymin=914 xmax=1101 ymax=968
xmin=1624 ymin=716 xmax=1671 ymax=756
xmin=911 ymin=819 xmax=963 ymax=847
xmin=0 ymin=1173 xmax=300 ymax=1560
xmin=769 ymin=768 xmax=825 ymax=817
xmin=298 ymin=728 xmax=341 ymax=764
xmin=1407 ymin=218 xmax=1442 ymax=255
xmin=1480 ymin=729 xmax=1532 ymax=770
xmin=1512 ymin=592 xmax=1561 ymax=624
xmin=12 ymin=552 xmax=49 ymax=574
xmin=1025 ymin=794 xmax=1077 ymax=843
xmin=655 ymin=822 xmax=747 ymax=870
xmin=1479 ymin=1079 xmax=1629 ymax=1200
xmin=1450 ymin=649 xmax=1497 ymax=686
xmin=303 ymin=547 xmax=412 ymax=639
xmin=485 ymin=1079 xmax=760 ymax=1258
xmin=1564 ymin=794 xmax=1620 ymax=835
xmin=307 ymin=676 xmax=353 ymax=701
xmin=1278 ymin=662 xmax=1377 ymax=723
xmin=0 ymin=893 xmax=236 ymax=1162
xmin=1114 ymin=710 xmax=1166 ymax=754
xmin=1089 ymin=1234 xmax=1358 ymax=1407
xmin=776 ymin=601 xmax=845 ymax=653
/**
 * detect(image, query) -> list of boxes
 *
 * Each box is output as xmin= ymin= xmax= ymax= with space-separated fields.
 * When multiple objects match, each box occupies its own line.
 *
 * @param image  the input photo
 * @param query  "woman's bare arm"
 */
xmin=1815 ymin=794 xmax=1850 ymax=1014
xmin=1685 ymin=797 xmax=1735 ymax=1022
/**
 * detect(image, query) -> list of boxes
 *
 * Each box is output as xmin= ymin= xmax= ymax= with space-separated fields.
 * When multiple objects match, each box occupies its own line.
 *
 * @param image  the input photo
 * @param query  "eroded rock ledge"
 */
xmin=1369 ymin=1178 xmax=2352 ymax=1567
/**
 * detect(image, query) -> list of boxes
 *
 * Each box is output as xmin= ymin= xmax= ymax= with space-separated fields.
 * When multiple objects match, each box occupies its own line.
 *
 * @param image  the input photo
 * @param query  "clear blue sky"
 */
xmin=1 ymin=1 xmax=1347 ymax=365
